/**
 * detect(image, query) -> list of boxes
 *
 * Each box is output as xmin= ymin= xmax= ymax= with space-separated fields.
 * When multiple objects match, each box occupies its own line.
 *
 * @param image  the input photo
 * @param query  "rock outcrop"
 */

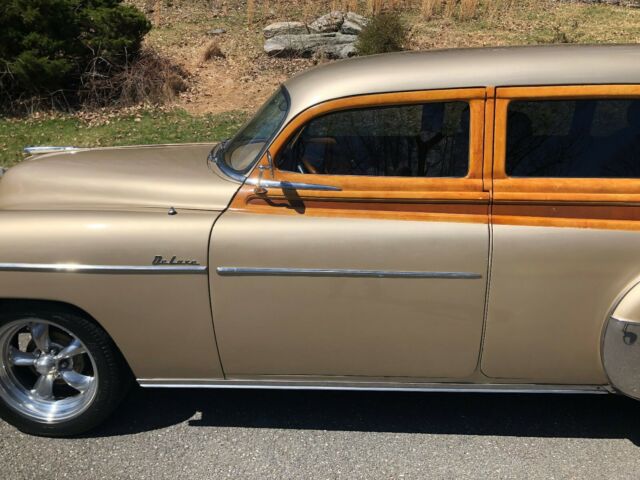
xmin=263 ymin=11 xmax=369 ymax=59
xmin=263 ymin=21 xmax=309 ymax=39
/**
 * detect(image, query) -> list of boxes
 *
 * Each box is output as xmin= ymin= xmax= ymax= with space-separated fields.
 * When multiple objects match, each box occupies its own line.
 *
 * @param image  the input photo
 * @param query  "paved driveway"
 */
xmin=1 ymin=388 xmax=639 ymax=479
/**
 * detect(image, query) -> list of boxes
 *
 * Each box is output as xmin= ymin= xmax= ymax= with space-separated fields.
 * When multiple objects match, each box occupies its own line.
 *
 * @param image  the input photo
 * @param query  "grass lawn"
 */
xmin=0 ymin=109 xmax=248 ymax=169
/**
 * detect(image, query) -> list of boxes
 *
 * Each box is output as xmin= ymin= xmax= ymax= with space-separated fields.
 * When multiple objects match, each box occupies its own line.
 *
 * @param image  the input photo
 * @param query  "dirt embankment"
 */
xmin=128 ymin=0 xmax=640 ymax=115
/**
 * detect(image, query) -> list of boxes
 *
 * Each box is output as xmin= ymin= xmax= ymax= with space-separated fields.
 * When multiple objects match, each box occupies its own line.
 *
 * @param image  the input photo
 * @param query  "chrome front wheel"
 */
xmin=0 ymin=307 xmax=132 ymax=437
xmin=0 ymin=318 xmax=98 ymax=423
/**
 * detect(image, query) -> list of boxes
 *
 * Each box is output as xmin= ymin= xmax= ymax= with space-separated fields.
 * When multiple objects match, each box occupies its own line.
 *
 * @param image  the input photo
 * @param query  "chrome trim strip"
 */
xmin=23 ymin=146 xmax=80 ymax=155
xmin=245 ymin=178 xmax=342 ymax=192
xmin=138 ymin=379 xmax=610 ymax=394
xmin=0 ymin=262 xmax=207 ymax=274
xmin=217 ymin=267 xmax=482 ymax=279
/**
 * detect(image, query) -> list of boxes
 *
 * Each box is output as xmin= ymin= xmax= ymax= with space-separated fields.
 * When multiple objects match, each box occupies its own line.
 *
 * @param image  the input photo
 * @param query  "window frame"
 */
xmin=494 ymin=85 xmax=640 ymax=203
xmin=245 ymin=88 xmax=488 ymax=202
xmin=278 ymin=100 xmax=472 ymax=179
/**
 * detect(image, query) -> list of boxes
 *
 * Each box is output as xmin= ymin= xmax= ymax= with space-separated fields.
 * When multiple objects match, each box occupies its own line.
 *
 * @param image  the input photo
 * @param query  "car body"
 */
xmin=2 ymin=44 xmax=640 ymax=435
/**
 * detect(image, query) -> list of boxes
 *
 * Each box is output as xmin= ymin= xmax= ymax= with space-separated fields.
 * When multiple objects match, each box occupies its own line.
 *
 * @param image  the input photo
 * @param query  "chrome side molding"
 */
xmin=23 ymin=146 xmax=80 ymax=155
xmin=0 ymin=262 xmax=207 ymax=274
xmin=217 ymin=267 xmax=482 ymax=279
xmin=138 ymin=378 xmax=611 ymax=394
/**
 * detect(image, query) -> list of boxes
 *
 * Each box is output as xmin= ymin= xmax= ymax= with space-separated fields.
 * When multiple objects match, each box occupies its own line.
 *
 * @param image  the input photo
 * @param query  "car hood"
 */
xmin=0 ymin=144 xmax=242 ymax=211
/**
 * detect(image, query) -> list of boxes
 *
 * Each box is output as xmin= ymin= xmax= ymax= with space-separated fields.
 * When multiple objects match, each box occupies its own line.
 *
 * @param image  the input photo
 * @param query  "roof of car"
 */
xmin=283 ymin=44 xmax=640 ymax=118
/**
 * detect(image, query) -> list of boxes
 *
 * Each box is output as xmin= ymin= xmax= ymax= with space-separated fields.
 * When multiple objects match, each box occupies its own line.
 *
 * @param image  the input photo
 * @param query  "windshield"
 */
xmin=221 ymin=87 xmax=289 ymax=174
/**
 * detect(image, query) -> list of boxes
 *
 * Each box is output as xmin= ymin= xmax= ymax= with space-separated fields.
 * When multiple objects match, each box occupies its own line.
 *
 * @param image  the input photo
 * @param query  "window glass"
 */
xmin=222 ymin=88 xmax=289 ymax=173
xmin=506 ymin=99 xmax=640 ymax=178
xmin=278 ymin=102 xmax=470 ymax=178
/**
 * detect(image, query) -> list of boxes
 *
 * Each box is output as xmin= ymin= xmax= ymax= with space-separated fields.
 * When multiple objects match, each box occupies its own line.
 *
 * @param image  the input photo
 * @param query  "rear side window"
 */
xmin=506 ymin=99 xmax=640 ymax=178
xmin=278 ymin=102 xmax=470 ymax=178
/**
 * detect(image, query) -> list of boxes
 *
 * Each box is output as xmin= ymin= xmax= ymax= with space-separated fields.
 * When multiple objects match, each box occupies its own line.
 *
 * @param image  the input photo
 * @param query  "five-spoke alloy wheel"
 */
xmin=0 ymin=307 xmax=131 ymax=436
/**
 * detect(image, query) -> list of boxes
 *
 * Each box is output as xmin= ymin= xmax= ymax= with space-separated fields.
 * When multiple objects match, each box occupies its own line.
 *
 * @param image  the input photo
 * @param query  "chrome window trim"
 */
xmin=0 ymin=262 xmax=207 ymax=274
xmin=138 ymin=379 xmax=611 ymax=394
xmin=208 ymin=143 xmax=246 ymax=183
xmin=217 ymin=267 xmax=482 ymax=279
xmin=211 ymin=86 xmax=292 ymax=183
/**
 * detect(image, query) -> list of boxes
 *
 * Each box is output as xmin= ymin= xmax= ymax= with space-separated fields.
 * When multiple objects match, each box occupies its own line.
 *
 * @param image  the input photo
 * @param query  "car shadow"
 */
xmin=91 ymin=387 xmax=640 ymax=445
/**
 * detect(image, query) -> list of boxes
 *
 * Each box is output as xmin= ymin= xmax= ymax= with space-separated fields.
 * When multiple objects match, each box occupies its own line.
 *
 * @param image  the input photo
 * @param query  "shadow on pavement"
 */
xmin=92 ymin=386 xmax=640 ymax=444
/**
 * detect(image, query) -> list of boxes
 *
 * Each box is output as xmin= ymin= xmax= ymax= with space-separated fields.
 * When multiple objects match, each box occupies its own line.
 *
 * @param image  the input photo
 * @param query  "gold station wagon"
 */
xmin=2 ymin=44 xmax=640 ymax=436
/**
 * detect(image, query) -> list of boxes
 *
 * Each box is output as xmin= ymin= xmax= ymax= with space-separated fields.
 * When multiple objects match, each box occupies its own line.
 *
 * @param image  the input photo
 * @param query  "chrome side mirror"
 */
xmin=254 ymin=150 xmax=275 ymax=195
xmin=254 ymin=165 xmax=269 ymax=195
xmin=266 ymin=150 xmax=275 ymax=178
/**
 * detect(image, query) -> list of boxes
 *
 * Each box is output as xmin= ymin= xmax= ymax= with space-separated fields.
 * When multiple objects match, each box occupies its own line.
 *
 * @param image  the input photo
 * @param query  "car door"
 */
xmin=210 ymin=88 xmax=491 ymax=380
xmin=483 ymin=85 xmax=640 ymax=385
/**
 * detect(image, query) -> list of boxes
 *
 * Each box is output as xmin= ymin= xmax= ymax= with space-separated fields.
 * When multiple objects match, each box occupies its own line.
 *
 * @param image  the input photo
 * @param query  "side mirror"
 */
xmin=253 ymin=150 xmax=275 ymax=195
xmin=266 ymin=150 xmax=275 ymax=178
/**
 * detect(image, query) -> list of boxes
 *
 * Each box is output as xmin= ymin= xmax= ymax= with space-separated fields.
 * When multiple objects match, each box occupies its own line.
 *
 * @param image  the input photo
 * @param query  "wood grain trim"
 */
xmin=230 ymin=185 xmax=488 ymax=223
xmin=250 ymin=188 xmax=489 ymax=202
xmin=493 ymin=215 xmax=640 ymax=232
xmin=228 ymin=88 xmax=491 ymax=224
xmin=261 ymin=88 xmax=487 ymax=192
xmin=493 ymin=178 xmax=640 ymax=201
xmin=493 ymin=198 xmax=640 ymax=232
xmin=493 ymin=97 xmax=509 ymax=179
xmin=493 ymin=85 xmax=640 ymax=200
xmin=489 ymin=85 xmax=640 ymax=231
xmin=248 ymin=197 xmax=488 ymax=215
xmin=494 ymin=204 xmax=640 ymax=222
xmin=496 ymin=85 xmax=640 ymax=100
xmin=483 ymin=87 xmax=496 ymax=193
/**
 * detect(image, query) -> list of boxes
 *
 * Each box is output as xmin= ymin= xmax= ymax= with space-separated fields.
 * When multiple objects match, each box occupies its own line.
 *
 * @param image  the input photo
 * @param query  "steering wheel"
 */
xmin=296 ymin=137 xmax=337 ymax=175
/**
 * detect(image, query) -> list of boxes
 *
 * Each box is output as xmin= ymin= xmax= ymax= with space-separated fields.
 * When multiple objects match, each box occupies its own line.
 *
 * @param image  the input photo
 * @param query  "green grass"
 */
xmin=0 ymin=109 xmax=248 ymax=168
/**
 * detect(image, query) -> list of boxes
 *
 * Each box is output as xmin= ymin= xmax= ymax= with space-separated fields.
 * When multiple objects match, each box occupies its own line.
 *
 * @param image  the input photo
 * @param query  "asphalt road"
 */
xmin=1 ymin=387 xmax=640 ymax=479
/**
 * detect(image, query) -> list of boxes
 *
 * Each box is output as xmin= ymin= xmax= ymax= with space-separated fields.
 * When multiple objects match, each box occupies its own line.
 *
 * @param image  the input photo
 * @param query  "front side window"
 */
xmin=278 ymin=102 xmax=470 ymax=178
xmin=506 ymin=99 xmax=640 ymax=178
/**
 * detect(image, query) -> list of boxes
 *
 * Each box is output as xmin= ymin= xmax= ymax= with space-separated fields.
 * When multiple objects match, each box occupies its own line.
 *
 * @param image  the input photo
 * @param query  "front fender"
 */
xmin=0 ymin=209 xmax=223 ymax=380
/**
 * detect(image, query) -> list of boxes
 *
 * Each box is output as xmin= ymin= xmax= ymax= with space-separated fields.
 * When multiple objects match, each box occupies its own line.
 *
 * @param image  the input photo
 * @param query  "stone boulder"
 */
xmin=262 ymin=11 xmax=369 ymax=59
xmin=263 ymin=21 xmax=309 ymax=39
xmin=341 ymin=12 xmax=369 ymax=34
xmin=315 ymin=43 xmax=358 ymax=60
xmin=309 ymin=11 xmax=344 ymax=33
xmin=264 ymin=32 xmax=359 ymax=59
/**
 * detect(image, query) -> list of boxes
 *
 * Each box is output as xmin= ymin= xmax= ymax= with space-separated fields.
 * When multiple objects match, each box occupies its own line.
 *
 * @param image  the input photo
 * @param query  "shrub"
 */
xmin=0 ymin=0 xmax=151 ymax=109
xmin=356 ymin=13 xmax=408 ymax=56
xmin=200 ymin=41 xmax=226 ymax=63
xmin=81 ymin=48 xmax=189 ymax=108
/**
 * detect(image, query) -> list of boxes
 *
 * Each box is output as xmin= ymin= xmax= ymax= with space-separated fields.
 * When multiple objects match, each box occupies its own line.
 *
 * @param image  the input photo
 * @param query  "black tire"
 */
xmin=0 ymin=306 xmax=133 ymax=437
